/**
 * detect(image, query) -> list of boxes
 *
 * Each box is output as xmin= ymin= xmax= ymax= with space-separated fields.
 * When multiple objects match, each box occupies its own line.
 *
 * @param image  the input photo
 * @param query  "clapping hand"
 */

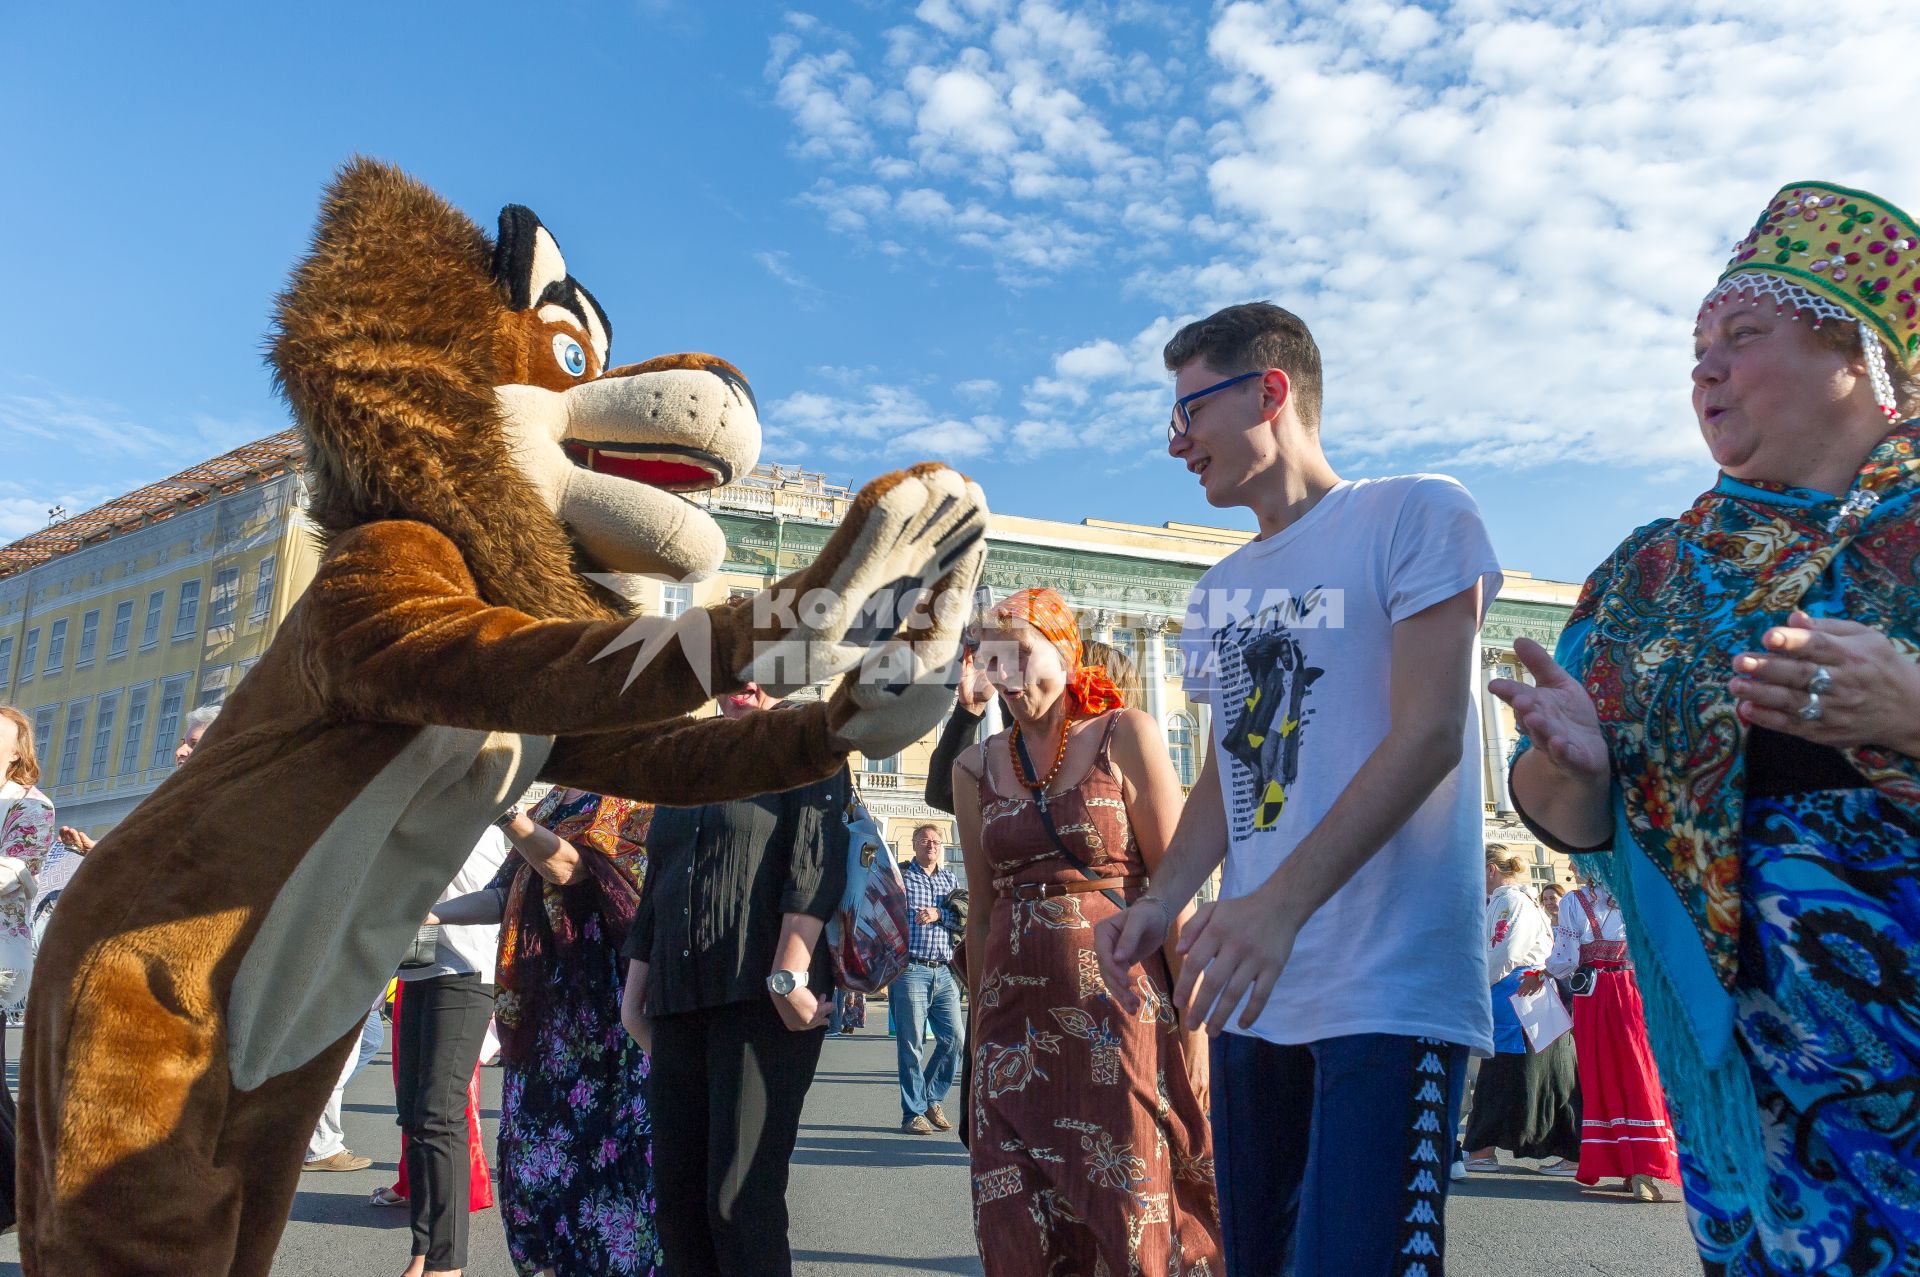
xmin=1488 ymin=637 xmax=1608 ymax=782
xmin=1094 ymin=898 xmax=1172 ymax=1016
xmin=1171 ymin=894 xmax=1300 ymax=1035
xmin=1731 ymin=611 xmax=1920 ymax=754
xmin=956 ymin=648 xmax=994 ymax=715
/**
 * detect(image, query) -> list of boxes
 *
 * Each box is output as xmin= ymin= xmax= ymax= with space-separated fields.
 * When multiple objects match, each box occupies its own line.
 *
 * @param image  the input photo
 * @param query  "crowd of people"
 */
xmin=2 ymin=176 xmax=1918 ymax=1277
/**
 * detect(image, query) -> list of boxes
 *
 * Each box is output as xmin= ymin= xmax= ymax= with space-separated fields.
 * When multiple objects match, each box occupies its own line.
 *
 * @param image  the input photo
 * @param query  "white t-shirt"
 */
xmin=399 ymin=826 xmax=508 ymax=985
xmin=1180 ymin=475 xmax=1501 ymax=1053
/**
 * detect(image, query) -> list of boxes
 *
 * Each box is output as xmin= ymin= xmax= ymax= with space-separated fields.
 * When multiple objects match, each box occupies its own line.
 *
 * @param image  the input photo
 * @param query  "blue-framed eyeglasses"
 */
xmin=1168 ymin=370 xmax=1262 ymax=442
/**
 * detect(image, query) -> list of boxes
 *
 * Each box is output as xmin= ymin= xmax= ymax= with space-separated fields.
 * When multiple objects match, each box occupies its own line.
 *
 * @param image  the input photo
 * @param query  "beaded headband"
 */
xmin=1700 ymin=181 xmax=1919 ymax=421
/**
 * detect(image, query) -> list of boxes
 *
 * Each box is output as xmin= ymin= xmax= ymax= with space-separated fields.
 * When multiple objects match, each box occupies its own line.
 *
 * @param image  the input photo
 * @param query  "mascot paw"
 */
xmin=742 ymin=463 xmax=987 ymax=696
xmin=824 ymin=528 xmax=987 ymax=758
xmin=827 ymin=663 xmax=967 ymax=760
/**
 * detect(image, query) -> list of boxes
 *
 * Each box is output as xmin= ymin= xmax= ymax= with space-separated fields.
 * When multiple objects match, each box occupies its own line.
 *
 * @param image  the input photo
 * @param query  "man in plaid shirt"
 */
xmin=894 ymin=823 xmax=964 ymax=1134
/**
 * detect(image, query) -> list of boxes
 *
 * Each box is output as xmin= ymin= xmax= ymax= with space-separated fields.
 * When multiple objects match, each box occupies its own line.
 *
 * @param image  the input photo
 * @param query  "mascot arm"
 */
xmin=541 ymin=702 xmax=847 ymax=805
xmin=305 ymin=520 xmax=741 ymax=733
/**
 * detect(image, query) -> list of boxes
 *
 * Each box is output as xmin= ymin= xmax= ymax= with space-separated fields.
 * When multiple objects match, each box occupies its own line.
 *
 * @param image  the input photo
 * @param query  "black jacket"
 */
xmin=625 ymin=766 xmax=850 ymax=1015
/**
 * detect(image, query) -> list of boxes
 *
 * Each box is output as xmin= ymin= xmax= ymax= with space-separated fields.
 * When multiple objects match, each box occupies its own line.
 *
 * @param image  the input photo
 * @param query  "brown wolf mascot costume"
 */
xmin=17 ymin=158 xmax=986 ymax=1274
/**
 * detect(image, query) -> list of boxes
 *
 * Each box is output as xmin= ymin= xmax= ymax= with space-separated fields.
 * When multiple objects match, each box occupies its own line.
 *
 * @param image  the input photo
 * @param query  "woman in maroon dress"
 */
xmin=953 ymin=588 xmax=1220 ymax=1276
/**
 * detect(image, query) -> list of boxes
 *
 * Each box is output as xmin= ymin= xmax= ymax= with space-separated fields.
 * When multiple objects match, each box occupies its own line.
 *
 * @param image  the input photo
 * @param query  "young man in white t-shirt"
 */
xmin=1096 ymin=302 xmax=1500 ymax=1276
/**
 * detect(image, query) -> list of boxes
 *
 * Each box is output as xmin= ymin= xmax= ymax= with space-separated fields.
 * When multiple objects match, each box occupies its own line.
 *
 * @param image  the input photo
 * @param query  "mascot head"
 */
xmin=270 ymin=158 xmax=759 ymax=621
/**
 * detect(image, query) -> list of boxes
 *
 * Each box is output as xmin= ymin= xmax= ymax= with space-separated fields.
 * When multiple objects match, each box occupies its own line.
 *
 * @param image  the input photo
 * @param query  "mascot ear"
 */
xmin=493 ymin=203 xmax=614 ymax=365
xmin=493 ymin=204 xmax=571 ymax=313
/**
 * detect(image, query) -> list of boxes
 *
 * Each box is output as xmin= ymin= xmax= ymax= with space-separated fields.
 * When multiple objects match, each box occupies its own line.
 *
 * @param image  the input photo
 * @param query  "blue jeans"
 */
xmin=1211 ymin=1031 xmax=1469 ymax=1277
xmin=892 ymin=961 xmax=963 ymax=1121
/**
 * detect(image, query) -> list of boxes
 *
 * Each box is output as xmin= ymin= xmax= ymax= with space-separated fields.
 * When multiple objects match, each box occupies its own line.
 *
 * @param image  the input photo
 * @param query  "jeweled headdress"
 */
xmin=1700 ymin=181 xmax=1919 ymax=420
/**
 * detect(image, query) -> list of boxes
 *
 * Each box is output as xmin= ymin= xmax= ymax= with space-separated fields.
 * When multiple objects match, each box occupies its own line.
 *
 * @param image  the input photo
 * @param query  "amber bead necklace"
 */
xmin=1010 ymin=714 xmax=1074 ymax=798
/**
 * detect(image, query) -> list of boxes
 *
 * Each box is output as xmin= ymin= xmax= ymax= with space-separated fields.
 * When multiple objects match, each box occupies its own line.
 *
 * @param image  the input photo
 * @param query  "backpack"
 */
xmin=825 ymin=779 xmax=910 ymax=994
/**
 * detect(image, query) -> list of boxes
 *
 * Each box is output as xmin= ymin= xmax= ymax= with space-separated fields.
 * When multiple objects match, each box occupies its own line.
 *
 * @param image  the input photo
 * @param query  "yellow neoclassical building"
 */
xmin=0 ymin=432 xmax=317 ymax=835
xmin=1 ymin=438 xmax=1583 ymax=893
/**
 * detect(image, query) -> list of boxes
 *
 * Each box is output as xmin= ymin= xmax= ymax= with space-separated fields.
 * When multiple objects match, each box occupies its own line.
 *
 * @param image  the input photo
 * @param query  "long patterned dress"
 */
xmin=493 ymin=789 xmax=662 ymax=1277
xmin=970 ymin=720 xmax=1220 ymax=1277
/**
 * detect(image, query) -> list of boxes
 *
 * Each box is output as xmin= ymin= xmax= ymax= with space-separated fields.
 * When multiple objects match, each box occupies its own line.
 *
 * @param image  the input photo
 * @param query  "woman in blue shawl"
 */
xmin=1492 ymin=181 xmax=1920 ymax=1275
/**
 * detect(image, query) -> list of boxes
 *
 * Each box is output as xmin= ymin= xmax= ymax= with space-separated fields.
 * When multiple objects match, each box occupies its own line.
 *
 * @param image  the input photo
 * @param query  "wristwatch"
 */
xmin=492 ymin=806 xmax=521 ymax=830
xmin=766 ymin=969 xmax=810 ymax=997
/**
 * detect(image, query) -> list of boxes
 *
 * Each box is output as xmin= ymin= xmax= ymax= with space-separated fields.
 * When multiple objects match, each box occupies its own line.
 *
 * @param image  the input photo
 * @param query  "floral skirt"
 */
xmin=497 ymin=948 xmax=661 ymax=1276
xmin=1682 ymin=788 xmax=1920 ymax=1275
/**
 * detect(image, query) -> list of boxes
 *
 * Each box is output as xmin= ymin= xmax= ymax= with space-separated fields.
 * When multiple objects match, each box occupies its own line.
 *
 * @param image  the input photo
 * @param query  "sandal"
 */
xmin=1463 ymin=1155 xmax=1501 ymax=1172
xmin=369 ymin=1186 xmax=406 ymax=1207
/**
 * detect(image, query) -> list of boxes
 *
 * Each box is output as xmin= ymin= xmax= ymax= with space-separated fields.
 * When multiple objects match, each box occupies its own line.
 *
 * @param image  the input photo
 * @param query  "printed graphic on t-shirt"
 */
xmin=1214 ymin=591 xmax=1328 ymax=837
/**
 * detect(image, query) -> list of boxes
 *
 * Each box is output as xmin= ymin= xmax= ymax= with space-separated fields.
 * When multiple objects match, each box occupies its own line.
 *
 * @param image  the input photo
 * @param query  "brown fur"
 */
xmin=271 ymin=158 xmax=625 ymax=622
xmin=21 ymin=160 xmax=979 ymax=1275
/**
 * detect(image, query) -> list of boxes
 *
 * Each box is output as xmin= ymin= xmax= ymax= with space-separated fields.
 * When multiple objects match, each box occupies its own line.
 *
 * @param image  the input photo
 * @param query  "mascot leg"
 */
xmin=19 ymin=924 xmax=359 ymax=1277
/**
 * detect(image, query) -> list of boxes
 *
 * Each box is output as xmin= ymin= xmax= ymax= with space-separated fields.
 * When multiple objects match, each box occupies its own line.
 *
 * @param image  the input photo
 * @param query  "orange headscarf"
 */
xmin=990 ymin=587 xmax=1125 ymax=718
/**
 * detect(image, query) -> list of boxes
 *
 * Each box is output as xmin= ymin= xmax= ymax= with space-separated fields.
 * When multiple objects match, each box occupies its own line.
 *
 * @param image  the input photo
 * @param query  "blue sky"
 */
xmin=4 ymin=0 xmax=1916 ymax=584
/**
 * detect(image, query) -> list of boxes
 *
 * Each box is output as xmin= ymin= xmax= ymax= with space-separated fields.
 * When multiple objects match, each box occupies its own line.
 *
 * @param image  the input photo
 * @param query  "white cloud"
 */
xmin=765 ymin=381 xmax=1008 ymax=463
xmin=770 ymin=0 xmax=1920 ymax=474
xmin=754 ymin=250 xmax=819 ymax=298
xmin=770 ymin=2 xmax=1190 ymax=279
xmin=954 ymin=377 xmax=1001 ymax=404
xmin=911 ymin=66 xmax=1019 ymax=158
xmin=1054 ymin=339 xmax=1130 ymax=381
xmin=0 ymin=389 xmax=176 ymax=456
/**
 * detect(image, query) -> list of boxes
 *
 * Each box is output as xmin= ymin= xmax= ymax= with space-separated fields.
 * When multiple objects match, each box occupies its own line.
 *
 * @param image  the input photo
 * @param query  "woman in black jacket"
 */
xmin=619 ymin=684 xmax=849 ymax=1277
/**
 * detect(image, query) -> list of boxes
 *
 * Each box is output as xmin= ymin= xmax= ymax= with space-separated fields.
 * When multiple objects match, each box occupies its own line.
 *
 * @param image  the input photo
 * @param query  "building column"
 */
xmin=1143 ymin=615 xmax=1169 ymax=733
xmin=983 ymin=694 xmax=1004 ymax=738
xmin=1481 ymin=645 xmax=1513 ymax=813
xmin=1087 ymin=608 xmax=1113 ymax=645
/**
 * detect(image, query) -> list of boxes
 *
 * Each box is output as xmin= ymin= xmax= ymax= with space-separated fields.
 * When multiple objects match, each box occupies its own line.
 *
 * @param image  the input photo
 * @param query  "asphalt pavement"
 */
xmin=0 ymin=1023 xmax=1704 ymax=1275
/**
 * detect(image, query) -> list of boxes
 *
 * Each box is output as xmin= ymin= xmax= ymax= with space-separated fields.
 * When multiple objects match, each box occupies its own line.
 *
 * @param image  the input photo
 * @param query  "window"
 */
xmin=151 ymin=676 xmax=189 ymax=769
xmin=173 ymin=579 xmax=201 ymax=640
xmin=142 ymin=589 xmax=165 ymax=649
xmin=44 ymin=618 xmax=67 ymax=674
xmin=119 ymin=686 xmax=150 ymax=775
xmin=0 ymin=635 xmax=11 ymax=690
xmin=57 ymin=701 xmax=87 ymax=787
xmin=864 ymin=753 xmax=900 ymax=774
xmin=90 ymin=691 xmax=119 ymax=779
xmin=1530 ymin=845 xmax=1560 ymax=890
xmin=197 ymin=665 xmax=230 ymax=707
xmin=660 ymin=583 xmax=693 ymax=619
xmin=251 ymin=554 xmax=277 ymax=622
xmin=77 ymin=609 xmax=99 ymax=666
xmin=1167 ymin=711 xmax=1197 ymax=787
xmin=15 ymin=629 xmax=35 ymax=685
xmin=209 ymin=567 xmax=240 ymax=631
xmin=32 ymin=705 xmax=57 ymax=761
xmin=110 ymin=600 xmax=133 ymax=658
xmin=1164 ymin=632 xmax=1185 ymax=680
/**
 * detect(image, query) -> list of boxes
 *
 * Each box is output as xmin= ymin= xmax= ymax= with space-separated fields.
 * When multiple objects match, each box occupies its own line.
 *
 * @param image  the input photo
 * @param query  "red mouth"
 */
xmin=563 ymin=444 xmax=727 ymax=492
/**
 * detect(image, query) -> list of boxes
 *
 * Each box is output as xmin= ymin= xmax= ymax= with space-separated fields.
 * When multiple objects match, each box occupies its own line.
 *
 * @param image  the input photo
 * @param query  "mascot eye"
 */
xmin=552 ymin=334 xmax=588 ymax=378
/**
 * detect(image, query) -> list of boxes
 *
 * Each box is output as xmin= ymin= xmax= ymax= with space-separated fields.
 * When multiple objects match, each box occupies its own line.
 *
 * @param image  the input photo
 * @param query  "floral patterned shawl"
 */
xmin=1558 ymin=419 xmax=1920 ymax=991
xmin=492 ymin=788 xmax=651 ymax=1063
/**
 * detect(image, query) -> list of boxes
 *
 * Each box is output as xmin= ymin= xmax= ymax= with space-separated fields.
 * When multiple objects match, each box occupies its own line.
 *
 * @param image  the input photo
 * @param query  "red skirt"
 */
xmin=1571 ymin=968 xmax=1679 ymax=1184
